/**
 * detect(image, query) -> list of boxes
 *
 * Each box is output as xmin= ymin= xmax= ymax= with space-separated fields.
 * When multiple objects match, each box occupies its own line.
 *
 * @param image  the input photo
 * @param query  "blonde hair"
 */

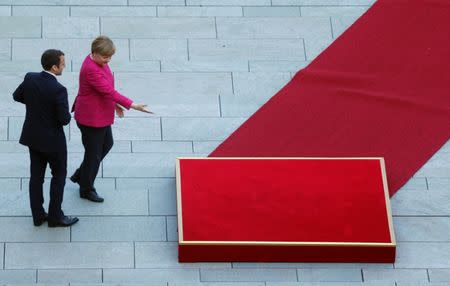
xmin=91 ymin=36 xmax=115 ymax=57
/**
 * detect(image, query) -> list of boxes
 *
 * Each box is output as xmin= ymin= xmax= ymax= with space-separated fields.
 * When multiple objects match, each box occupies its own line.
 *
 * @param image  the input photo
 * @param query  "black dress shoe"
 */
xmin=48 ymin=215 xmax=79 ymax=227
xmin=80 ymin=190 xmax=104 ymax=203
xmin=33 ymin=212 xmax=48 ymax=227
xmin=70 ymin=172 xmax=80 ymax=184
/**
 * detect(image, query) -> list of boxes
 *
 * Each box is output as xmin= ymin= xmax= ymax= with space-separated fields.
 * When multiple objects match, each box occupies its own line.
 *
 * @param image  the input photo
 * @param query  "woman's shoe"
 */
xmin=80 ymin=190 xmax=104 ymax=203
xmin=48 ymin=215 xmax=79 ymax=227
xmin=70 ymin=171 xmax=80 ymax=184
xmin=33 ymin=212 xmax=48 ymax=226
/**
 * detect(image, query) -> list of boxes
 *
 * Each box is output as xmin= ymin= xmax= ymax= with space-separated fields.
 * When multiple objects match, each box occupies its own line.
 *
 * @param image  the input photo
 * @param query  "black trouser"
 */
xmin=73 ymin=123 xmax=113 ymax=193
xmin=29 ymin=147 xmax=66 ymax=221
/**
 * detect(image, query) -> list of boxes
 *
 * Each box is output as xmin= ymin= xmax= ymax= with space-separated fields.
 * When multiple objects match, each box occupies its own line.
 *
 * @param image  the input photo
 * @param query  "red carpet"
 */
xmin=177 ymin=158 xmax=396 ymax=262
xmin=210 ymin=0 xmax=450 ymax=196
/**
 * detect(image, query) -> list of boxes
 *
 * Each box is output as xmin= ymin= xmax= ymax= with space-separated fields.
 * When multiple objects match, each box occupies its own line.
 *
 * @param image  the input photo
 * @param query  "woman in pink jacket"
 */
xmin=71 ymin=36 xmax=151 ymax=202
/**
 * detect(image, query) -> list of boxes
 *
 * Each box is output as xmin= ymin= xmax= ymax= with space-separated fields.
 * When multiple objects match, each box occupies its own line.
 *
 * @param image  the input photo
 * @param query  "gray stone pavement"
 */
xmin=0 ymin=0 xmax=449 ymax=285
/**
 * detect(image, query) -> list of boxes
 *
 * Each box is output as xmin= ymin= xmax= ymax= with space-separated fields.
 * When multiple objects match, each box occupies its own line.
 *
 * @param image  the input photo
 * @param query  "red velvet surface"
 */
xmin=209 ymin=0 xmax=450 ymax=196
xmin=179 ymin=158 xmax=392 ymax=244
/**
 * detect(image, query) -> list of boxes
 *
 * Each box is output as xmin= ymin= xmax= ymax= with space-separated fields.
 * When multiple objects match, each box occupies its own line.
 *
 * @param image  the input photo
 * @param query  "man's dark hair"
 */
xmin=41 ymin=49 xmax=64 ymax=71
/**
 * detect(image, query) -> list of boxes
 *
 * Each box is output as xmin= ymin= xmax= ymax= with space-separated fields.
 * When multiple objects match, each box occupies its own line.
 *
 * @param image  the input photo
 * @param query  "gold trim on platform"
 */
xmin=176 ymin=159 xmax=184 ymax=242
xmin=175 ymin=157 xmax=396 ymax=248
xmin=177 ymin=157 xmax=386 ymax=160
xmin=379 ymin=158 xmax=397 ymax=245
xmin=180 ymin=241 xmax=396 ymax=247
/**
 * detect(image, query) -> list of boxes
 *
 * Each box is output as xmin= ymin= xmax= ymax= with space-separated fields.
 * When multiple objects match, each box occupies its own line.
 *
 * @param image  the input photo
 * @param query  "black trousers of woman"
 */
xmin=72 ymin=122 xmax=113 ymax=198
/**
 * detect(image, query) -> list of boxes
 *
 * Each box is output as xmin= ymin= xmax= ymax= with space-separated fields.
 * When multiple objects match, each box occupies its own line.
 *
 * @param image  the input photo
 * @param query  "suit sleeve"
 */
xmin=12 ymin=73 xmax=28 ymax=104
xmin=86 ymin=68 xmax=133 ymax=109
xmin=55 ymin=87 xmax=71 ymax=126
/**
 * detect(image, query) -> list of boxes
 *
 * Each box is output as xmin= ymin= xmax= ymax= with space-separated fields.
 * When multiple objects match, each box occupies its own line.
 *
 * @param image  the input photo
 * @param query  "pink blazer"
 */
xmin=73 ymin=55 xmax=133 ymax=127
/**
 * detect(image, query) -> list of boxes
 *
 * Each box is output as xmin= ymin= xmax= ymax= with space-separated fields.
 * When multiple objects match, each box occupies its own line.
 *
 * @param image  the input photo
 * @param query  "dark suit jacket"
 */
xmin=13 ymin=71 xmax=71 ymax=152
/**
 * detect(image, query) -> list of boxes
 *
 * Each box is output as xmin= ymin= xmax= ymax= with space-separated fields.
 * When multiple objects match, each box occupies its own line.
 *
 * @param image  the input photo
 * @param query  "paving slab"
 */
xmin=192 ymin=141 xmax=221 ymax=154
xmin=189 ymin=39 xmax=306 ymax=61
xmin=5 ymin=242 xmax=134 ymax=269
xmin=158 ymin=6 xmax=242 ymax=17
xmin=0 ymin=270 xmax=36 ymax=284
xmin=166 ymin=215 xmax=178 ymax=242
xmin=331 ymin=16 xmax=360 ymax=38
xmin=398 ymin=177 xmax=427 ymax=190
xmin=103 ymin=268 xmax=200 ymax=283
xmin=70 ymin=117 xmax=161 ymax=141
xmin=0 ymin=178 xmax=21 ymax=190
xmin=0 ymin=60 xmax=42 ymax=72
xmin=135 ymin=242 xmax=231 ymax=268
xmin=161 ymin=58 xmax=248 ymax=72
xmin=72 ymin=60 xmax=160 ymax=73
xmin=71 ymin=6 xmax=156 ymax=16
xmin=102 ymin=17 xmax=216 ymax=38
xmin=10 ymin=0 xmax=127 ymax=4
xmin=215 ymin=17 xmax=331 ymax=39
xmin=0 ymin=39 xmax=10 ymax=60
xmin=249 ymin=60 xmax=309 ymax=72
xmin=149 ymin=186 xmax=176 ymax=215
xmin=301 ymin=6 xmax=370 ymax=17
xmin=200 ymin=269 xmax=298 ymax=282
xmin=220 ymin=95 xmax=268 ymax=117
xmin=243 ymin=7 xmax=300 ymax=17
xmin=0 ymin=116 xmax=7 ymax=140
xmin=170 ymin=283 xmax=264 ymax=286
xmin=129 ymin=0 xmax=184 ymax=5
xmin=0 ymin=217 xmax=69 ymax=242
xmin=116 ymin=177 xmax=175 ymax=190
xmin=103 ymin=153 xmax=197 ymax=178
xmin=429 ymin=268 xmax=450 ymax=282
xmin=0 ymin=5 xmax=10 ymax=16
xmin=266 ymin=283 xmax=393 ymax=286
xmin=395 ymin=242 xmax=450 ymax=268
xmin=297 ymin=269 xmax=362 ymax=282
xmin=12 ymin=5 xmax=69 ymax=16
xmin=71 ymin=216 xmax=166 ymax=242
xmin=0 ymin=243 xmax=3 ymax=269
xmin=162 ymin=117 xmax=245 ymax=141
xmin=187 ymin=0 xmax=270 ymax=5
xmin=391 ymin=189 xmax=450 ymax=216
xmin=232 ymin=72 xmax=291 ymax=99
xmin=427 ymin=177 xmax=450 ymax=190
xmin=37 ymin=269 xmax=102 ymax=283
xmin=0 ymin=17 xmax=41 ymax=38
xmin=131 ymin=39 xmax=188 ymax=61
xmin=13 ymin=39 xmax=129 ymax=61
xmin=362 ymin=269 xmax=428 ymax=283
xmin=393 ymin=217 xmax=450 ymax=242
xmin=132 ymin=141 xmax=193 ymax=153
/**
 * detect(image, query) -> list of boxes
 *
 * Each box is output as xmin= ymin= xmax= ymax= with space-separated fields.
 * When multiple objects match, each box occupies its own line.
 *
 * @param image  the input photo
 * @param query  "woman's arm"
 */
xmin=86 ymin=69 xmax=133 ymax=109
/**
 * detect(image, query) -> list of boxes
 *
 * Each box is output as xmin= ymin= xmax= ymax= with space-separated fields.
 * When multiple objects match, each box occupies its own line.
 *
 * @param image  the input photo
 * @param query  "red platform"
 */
xmin=176 ymin=157 xmax=396 ymax=262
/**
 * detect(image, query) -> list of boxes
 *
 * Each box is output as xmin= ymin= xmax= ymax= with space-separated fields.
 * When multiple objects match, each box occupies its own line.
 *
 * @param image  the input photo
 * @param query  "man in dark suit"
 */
xmin=13 ymin=49 xmax=79 ymax=227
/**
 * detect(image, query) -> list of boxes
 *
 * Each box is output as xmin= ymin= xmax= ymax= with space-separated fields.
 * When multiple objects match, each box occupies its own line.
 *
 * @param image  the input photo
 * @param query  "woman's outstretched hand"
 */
xmin=131 ymin=103 xmax=153 ymax=114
